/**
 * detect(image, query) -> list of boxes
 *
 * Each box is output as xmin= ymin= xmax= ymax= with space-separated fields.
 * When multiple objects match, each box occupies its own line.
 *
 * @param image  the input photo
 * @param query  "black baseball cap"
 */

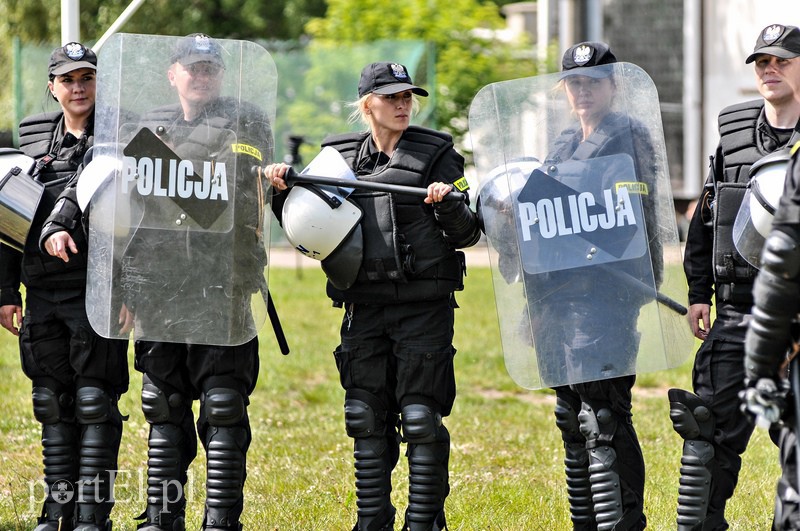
xmin=48 ymin=42 xmax=97 ymax=76
xmin=170 ymin=33 xmax=225 ymax=67
xmin=560 ymin=42 xmax=617 ymax=79
xmin=357 ymin=62 xmax=429 ymax=98
xmin=746 ymin=24 xmax=800 ymax=64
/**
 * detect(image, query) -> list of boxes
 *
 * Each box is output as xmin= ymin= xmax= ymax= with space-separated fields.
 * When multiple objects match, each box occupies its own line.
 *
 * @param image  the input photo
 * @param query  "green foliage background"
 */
xmin=0 ymin=0 xmax=543 ymax=147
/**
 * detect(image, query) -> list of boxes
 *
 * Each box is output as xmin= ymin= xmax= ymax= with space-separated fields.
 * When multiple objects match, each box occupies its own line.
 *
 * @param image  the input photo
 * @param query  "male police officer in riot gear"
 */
xmin=128 ymin=34 xmax=272 ymax=531
xmin=43 ymin=34 xmax=274 ymax=530
xmin=743 ymin=139 xmax=800 ymax=530
xmin=1 ymin=43 xmax=129 ymax=531
xmin=673 ymin=24 xmax=800 ymax=529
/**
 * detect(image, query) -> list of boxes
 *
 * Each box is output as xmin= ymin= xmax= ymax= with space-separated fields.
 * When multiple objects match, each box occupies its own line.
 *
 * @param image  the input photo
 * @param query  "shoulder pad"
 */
xmin=718 ymin=99 xmax=763 ymax=126
xmin=18 ymin=112 xmax=62 ymax=152
xmin=322 ymin=131 xmax=368 ymax=148
xmin=405 ymin=125 xmax=453 ymax=144
xmin=19 ymin=111 xmax=62 ymax=130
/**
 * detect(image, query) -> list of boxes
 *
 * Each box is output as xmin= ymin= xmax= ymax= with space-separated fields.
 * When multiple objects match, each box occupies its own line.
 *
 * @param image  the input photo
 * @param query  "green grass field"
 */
xmin=0 ymin=265 xmax=781 ymax=530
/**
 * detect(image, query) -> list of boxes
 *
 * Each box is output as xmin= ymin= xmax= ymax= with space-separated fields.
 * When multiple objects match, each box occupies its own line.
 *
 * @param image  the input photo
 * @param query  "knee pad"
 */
xmin=344 ymin=396 xmax=387 ymax=439
xmin=578 ymin=403 xmax=617 ymax=447
xmin=554 ymin=395 xmax=583 ymax=443
xmin=75 ymin=386 xmax=121 ymax=426
xmin=401 ymin=404 xmax=442 ymax=444
xmin=142 ymin=382 xmax=189 ymax=425
xmin=203 ymin=388 xmax=246 ymax=427
xmin=32 ymin=387 xmax=70 ymax=425
xmin=668 ymin=388 xmax=714 ymax=441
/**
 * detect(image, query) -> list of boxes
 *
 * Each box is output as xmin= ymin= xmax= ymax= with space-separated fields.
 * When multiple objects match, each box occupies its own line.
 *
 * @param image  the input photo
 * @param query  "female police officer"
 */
xmin=0 ymin=42 xmax=129 ymax=531
xmin=265 ymin=61 xmax=480 ymax=531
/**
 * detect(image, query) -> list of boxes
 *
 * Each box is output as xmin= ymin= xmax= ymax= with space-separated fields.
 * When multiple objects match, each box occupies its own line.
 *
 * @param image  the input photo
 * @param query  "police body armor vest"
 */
xmin=322 ymin=126 xmax=464 ymax=304
xmin=131 ymin=100 xmax=268 ymax=295
xmin=535 ymin=115 xmax=659 ymax=300
xmin=712 ymin=100 xmax=800 ymax=285
xmin=17 ymin=111 xmax=91 ymax=288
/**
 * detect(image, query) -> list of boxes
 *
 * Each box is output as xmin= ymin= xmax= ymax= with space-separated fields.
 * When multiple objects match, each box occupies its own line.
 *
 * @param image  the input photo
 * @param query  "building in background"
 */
xmin=503 ymin=0 xmax=800 ymax=220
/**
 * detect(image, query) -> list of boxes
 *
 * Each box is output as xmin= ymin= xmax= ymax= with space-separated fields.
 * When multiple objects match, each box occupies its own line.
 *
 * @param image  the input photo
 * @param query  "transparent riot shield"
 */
xmin=87 ymin=33 xmax=277 ymax=345
xmin=469 ymin=63 xmax=693 ymax=389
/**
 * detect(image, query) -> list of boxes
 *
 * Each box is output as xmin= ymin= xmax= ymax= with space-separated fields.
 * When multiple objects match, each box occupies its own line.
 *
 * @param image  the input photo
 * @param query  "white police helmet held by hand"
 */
xmin=281 ymin=183 xmax=363 ymax=261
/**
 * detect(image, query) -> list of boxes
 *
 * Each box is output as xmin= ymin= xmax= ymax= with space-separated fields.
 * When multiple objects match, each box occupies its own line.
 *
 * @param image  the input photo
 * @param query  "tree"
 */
xmin=0 ymin=0 xmax=328 ymax=132
xmin=304 ymin=0 xmax=542 ymax=144
xmin=0 ymin=0 xmax=547 ymax=149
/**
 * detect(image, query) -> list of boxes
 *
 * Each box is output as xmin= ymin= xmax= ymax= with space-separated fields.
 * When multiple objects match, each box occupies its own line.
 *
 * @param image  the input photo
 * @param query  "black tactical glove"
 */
xmin=740 ymin=377 xmax=788 ymax=429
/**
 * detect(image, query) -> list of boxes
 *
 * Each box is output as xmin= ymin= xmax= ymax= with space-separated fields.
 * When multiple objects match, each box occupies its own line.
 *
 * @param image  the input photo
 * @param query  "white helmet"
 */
xmin=0 ymin=148 xmax=41 ymax=251
xmin=281 ymin=183 xmax=363 ymax=261
xmin=733 ymin=148 xmax=791 ymax=268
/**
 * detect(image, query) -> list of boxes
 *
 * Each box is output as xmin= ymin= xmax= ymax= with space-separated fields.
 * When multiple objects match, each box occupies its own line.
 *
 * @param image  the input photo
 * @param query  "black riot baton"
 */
xmin=281 ymin=167 xmax=467 ymax=201
xmin=258 ymin=275 xmax=290 ymax=355
xmin=597 ymin=263 xmax=688 ymax=316
xmin=267 ymin=290 xmax=290 ymax=355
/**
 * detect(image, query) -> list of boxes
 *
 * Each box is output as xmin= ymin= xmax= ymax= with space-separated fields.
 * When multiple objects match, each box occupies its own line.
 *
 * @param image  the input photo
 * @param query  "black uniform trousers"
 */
xmin=333 ymin=297 xmax=457 ymax=418
xmin=691 ymin=300 xmax=775 ymax=513
xmin=133 ymin=338 xmax=259 ymax=402
xmin=20 ymin=290 xmax=129 ymax=395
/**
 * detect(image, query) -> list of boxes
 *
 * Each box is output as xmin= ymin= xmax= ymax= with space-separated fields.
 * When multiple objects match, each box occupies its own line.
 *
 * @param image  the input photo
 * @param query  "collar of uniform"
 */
xmin=356 ymin=136 xmax=392 ymax=175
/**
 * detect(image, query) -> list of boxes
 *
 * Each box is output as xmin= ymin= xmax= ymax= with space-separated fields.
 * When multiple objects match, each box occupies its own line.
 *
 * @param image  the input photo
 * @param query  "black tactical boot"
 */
xmin=73 ymin=388 xmax=122 ymax=531
xmin=350 ymin=434 xmax=398 ymax=531
xmin=401 ymin=441 xmax=450 ymax=531
xmin=554 ymin=393 xmax=596 ymax=530
xmin=136 ymin=423 xmax=192 ymax=531
xmin=33 ymin=385 xmax=79 ymax=531
xmin=200 ymin=426 xmax=248 ymax=530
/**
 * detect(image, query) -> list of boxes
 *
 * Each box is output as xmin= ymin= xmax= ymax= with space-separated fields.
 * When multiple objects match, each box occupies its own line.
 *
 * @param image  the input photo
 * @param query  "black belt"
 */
xmin=715 ymin=282 xmax=754 ymax=305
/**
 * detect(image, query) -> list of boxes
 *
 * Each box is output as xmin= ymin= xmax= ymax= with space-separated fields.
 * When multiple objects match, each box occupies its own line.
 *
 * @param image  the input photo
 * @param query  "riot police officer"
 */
xmin=44 ymin=33 xmax=274 ymax=531
xmin=538 ymin=42 xmax=658 ymax=531
xmin=672 ymin=24 xmax=800 ymax=530
xmin=265 ymin=61 xmax=480 ymax=531
xmin=124 ymin=34 xmax=273 ymax=531
xmin=0 ymin=42 xmax=129 ymax=531
xmin=742 ymin=137 xmax=800 ymax=530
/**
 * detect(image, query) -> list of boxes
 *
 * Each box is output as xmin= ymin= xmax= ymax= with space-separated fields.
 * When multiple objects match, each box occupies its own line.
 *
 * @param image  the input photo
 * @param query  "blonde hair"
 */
xmin=346 ymin=93 xmax=422 ymax=128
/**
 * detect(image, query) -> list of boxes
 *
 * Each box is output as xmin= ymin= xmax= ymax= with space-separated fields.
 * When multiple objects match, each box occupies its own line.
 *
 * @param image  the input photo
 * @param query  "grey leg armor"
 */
xmin=668 ymin=388 xmax=724 ymax=531
xmin=579 ymin=404 xmax=624 ymax=531
xmin=200 ymin=388 xmax=250 ymax=531
xmin=345 ymin=393 xmax=399 ymax=531
xmin=32 ymin=386 xmax=79 ymax=531
xmin=137 ymin=379 xmax=195 ymax=531
xmin=73 ymin=387 xmax=123 ymax=531
xmin=554 ymin=394 xmax=596 ymax=530
xmin=401 ymin=403 xmax=450 ymax=531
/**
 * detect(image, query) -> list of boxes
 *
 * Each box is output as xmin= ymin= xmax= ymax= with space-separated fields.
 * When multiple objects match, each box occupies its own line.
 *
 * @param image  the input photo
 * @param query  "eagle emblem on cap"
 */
xmin=390 ymin=63 xmax=409 ymax=80
xmin=193 ymin=34 xmax=214 ymax=52
xmin=763 ymin=25 xmax=784 ymax=44
xmin=64 ymin=42 xmax=86 ymax=61
xmin=573 ymin=45 xmax=594 ymax=66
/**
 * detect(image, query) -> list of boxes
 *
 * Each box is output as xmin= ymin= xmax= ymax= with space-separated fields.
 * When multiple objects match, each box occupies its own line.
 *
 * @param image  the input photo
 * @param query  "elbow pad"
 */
xmin=745 ymin=230 xmax=800 ymax=380
xmin=434 ymin=200 xmax=481 ymax=248
xmin=38 ymin=194 xmax=82 ymax=253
